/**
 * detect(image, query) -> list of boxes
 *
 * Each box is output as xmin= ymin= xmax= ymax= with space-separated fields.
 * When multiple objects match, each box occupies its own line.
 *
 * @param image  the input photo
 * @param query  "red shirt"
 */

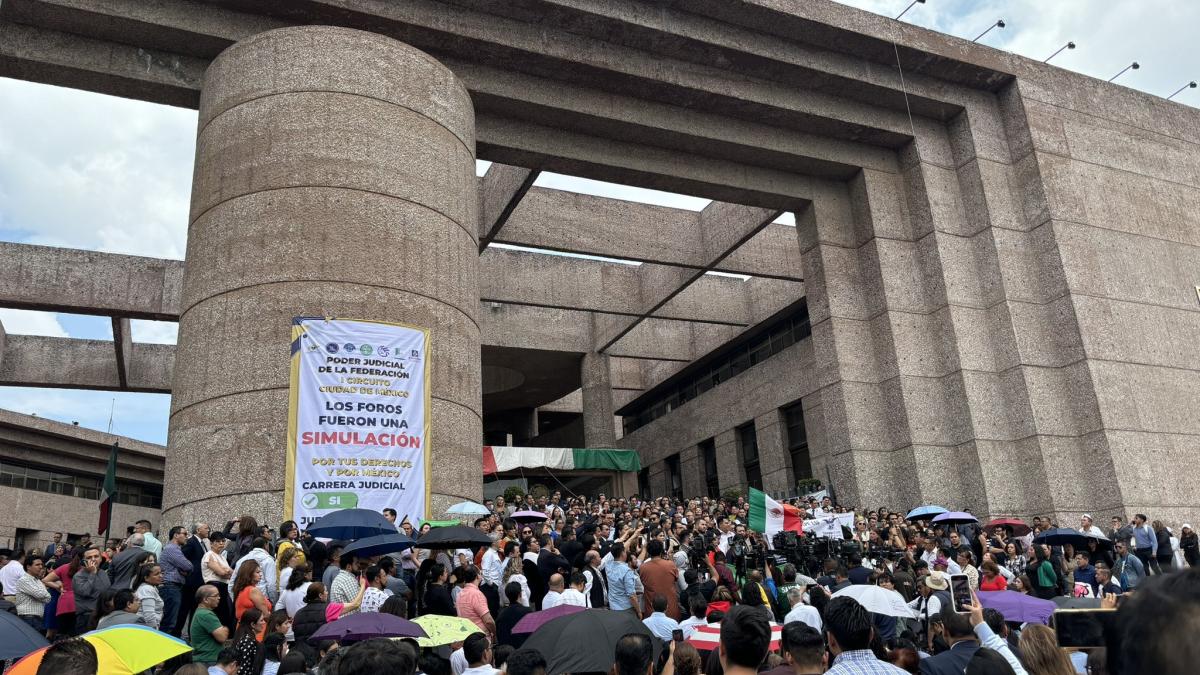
xmin=980 ymin=575 xmax=1008 ymax=591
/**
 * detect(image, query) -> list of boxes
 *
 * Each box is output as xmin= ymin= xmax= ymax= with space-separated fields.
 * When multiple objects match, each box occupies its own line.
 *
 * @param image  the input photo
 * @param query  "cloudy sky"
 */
xmin=1 ymin=0 xmax=1197 ymax=444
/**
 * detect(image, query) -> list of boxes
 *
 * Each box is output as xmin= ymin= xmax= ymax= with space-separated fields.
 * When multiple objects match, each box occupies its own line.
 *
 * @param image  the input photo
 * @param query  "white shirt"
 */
xmin=462 ymin=667 xmax=498 ymax=675
xmin=278 ymin=582 xmax=310 ymax=617
xmin=560 ymin=588 xmax=588 ymax=608
xmin=784 ymin=603 xmax=823 ymax=632
xmin=482 ymin=549 xmax=504 ymax=587
xmin=1 ymin=560 xmax=24 ymax=595
xmin=1080 ymin=525 xmax=1105 ymax=538
xmin=542 ymin=590 xmax=563 ymax=609
xmin=451 ymin=648 xmax=468 ymax=675
xmin=909 ymin=593 xmax=943 ymax=620
xmin=679 ymin=615 xmax=707 ymax=639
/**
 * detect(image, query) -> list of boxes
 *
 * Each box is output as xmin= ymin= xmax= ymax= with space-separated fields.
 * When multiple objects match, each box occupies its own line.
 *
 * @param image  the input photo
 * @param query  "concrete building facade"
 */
xmin=0 ymin=0 xmax=1197 ymax=527
xmin=0 ymin=409 xmax=162 ymax=553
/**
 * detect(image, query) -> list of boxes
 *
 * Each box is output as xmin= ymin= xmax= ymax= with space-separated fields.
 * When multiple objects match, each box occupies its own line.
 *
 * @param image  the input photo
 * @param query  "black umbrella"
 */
xmin=0 ymin=609 xmax=50 ymax=660
xmin=341 ymin=532 xmax=416 ymax=558
xmin=414 ymin=525 xmax=493 ymax=550
xmin=305 ymin=509 xmax=397 ymax=540
xmin=1034 ymin=528 xmax=1090 ymax=548
xmin=1083 ymin=533 xmax=1114 ymax=551
xmin=520 ymin=608 xmax=660 ymax=675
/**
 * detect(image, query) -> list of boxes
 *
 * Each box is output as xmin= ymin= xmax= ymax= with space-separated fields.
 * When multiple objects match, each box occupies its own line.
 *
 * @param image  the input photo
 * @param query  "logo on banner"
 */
xmin=325 ymin=343 xmax=339 ymax=354
xmin=344 ymin=343 xmax=356 ymax=353
xmin=360 ymin=345 xmax=374 ymax=356
xmin=377 ymin=346 xmax=390 ymax=357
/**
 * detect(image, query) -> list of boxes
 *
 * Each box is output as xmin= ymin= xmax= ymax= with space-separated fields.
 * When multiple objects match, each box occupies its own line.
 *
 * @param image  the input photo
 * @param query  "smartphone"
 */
xmin=1054 ymin=609 xmax=1116 ymax=648
xmin=950 ymin=573 xmax=971 ymax=612
xmin=672 ymin=629 xmax=684 ymax=642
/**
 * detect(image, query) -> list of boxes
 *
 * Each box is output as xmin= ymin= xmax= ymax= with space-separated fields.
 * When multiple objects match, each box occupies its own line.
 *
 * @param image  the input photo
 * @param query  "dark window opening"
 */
xmin=738 ymin=423 xmax=762 ymax=491
xmin=783 ymin=402 xmax=812 ymax=485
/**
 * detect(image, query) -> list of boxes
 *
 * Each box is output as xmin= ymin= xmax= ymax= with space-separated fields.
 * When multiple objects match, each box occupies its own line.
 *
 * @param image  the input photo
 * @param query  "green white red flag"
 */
xmin=98 ymin=442 xmax=118 ymax=534
xmin=748 ymin=487 xmax=804 ymax=537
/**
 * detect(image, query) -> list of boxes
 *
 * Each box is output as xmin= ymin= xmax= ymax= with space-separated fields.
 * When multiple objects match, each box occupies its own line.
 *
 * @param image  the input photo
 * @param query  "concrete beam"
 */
xmin=1 ymin=241 xmax=778 ymax=328
xmin=0 ymin=334 xmax=173 ymax=392
xmin=112 ymin=317 xmax=131 ymax=389
xmin=0 ymin=241 xmax=183 ymax=320
xmin=477 ymin=163 xmax=539 ymax=252
xmin=595 ymin=202 xmax=781 ymax=352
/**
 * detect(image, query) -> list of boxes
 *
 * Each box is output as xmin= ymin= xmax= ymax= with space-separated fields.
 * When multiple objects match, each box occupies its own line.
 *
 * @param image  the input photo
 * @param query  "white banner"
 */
xmin=286 ymin=317 xmax=430 ymax=527
xmin=803 ymin=511 xmax=855 ymax=539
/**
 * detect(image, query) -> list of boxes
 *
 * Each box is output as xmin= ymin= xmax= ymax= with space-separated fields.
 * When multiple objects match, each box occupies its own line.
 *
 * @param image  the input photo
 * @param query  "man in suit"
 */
xmin=918 ymin=606 xmax=979 ymax=675
xmin=180 ymin=523 xmax=210 ymax=633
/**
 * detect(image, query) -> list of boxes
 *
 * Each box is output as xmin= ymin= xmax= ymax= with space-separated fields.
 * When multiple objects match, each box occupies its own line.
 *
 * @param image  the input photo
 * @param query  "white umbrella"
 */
xmin=831 ymin=584 xmax=912 ymax=618
xmin=446 ymin=501 xmax=491 ymax=516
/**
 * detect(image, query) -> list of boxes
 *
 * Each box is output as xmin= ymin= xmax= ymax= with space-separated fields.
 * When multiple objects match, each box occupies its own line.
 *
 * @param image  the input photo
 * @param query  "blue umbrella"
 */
xmin=932 ymin=511 xmax=978 ymax=525
xmin=305 ymin=508 xmax=397 ymax=540
xmin=906 ymin=505 xmax=948 ymax=521
xmin=341 ymin=532 xmax=416 ymax=558
xmin=446 ymin=501 xmax=491 ymax=516
xmin=0 ymin=609 xmax=49 ymax=660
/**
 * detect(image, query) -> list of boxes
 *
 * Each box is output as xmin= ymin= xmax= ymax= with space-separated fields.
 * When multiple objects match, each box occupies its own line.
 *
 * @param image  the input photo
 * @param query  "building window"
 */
xmin=784 ymin=402 xmax=812 ymax=485
xmin=638 ymin=469 xmax=649 ymax=501
xmin=619 ymin=301 xmax=811 ymax=433
xmin=0 ymin=460 xmax=161 ymax=508
xmin=738 ymin=423 xmax=762 ymax=491
xmin=701 ymin=439 xmax=719 ymax=498
xmin=665 ymin=454 xmax=682 ymax=500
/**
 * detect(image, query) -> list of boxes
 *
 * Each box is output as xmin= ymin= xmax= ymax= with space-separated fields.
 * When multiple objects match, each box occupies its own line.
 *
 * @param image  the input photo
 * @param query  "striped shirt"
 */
xmin=14 ymin=572 xmax=50 ymax=617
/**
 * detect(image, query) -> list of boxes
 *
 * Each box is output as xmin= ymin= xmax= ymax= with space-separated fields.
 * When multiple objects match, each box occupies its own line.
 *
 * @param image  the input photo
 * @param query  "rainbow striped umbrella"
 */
xmin=6 ymin=624 xmax=192 ymax=675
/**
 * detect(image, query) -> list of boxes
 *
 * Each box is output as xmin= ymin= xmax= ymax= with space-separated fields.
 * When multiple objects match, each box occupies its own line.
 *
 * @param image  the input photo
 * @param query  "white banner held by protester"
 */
xmin=285 ymin=317 xmax=430 ymax=526
xmin=803 ymin=512 xmax=855 ymax=539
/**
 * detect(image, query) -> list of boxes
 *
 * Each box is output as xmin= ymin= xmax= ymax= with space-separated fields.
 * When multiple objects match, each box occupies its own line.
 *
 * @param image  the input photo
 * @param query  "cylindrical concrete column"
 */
xmin=165 ymin=26 xmax=480 ymax=526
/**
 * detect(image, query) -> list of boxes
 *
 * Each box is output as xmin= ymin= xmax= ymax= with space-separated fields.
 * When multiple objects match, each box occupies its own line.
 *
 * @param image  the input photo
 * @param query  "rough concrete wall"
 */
xmin=1012 ymin=77 xmax=1200 ymax=528
xmin=619 ymin=339 xmax=818 ymax=496
xmin=0 ymin=487 xmax=159 ymax=551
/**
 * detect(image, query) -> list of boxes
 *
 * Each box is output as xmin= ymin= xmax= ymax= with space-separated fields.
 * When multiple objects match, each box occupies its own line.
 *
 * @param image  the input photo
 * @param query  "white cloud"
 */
xmin=0 ymin=386 xmax=170 ymax=444
xmin=130 ymin=320 xmax=178 ymax=345
xmin=0 ymin=309 xmax=69 ymax=337
xmin=0 ymin=79 xmax=196 ymax=259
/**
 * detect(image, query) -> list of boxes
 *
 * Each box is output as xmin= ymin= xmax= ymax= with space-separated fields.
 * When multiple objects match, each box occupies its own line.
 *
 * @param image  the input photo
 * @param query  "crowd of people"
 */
xmin=1 ymin=492 xmax=1197 ymax=675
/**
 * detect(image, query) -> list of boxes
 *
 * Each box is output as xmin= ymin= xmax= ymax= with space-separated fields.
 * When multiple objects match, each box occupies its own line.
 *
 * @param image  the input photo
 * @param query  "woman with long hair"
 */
xmin=501 ymin=557 xmax=530 ymax=607
xmin=1006 ymin=542 xmax=1027 ymax=575
xmin=1152 ymin=520 xmax=1175 ymax=572
xmin=133 ymin=563 xmax=164 ymax=629
xmin=1027 ymin=545 xmax=1058 ymax=600
xmin=278 ymin=563 xmax=312 ymax=616
xmin=233 ymin=559 xmax=273 ymax=639
xmin=414 ymin=558 xmax=435 ymax=615
xmin=232 ymin=608 xmax=265 ymax=675
xmin=422 ymin=563 xmax=455 ymax=616
xmin=231 ymin=515 xmax=260 ymax=563
xmin=1018 ymin=624 xmax=1076 ymax=675
xmin=48 ymin=548 xmax=86 ymax=636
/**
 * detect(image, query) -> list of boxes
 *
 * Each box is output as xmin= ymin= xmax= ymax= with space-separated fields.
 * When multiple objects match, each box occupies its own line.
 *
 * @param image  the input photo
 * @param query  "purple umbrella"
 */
xmin=976 ymin=591 xmax=1057 ymax=625
xmin=512 ymin=510 xmax=550 ymax=524
xmin=511 ymin=604 xmax=586 ymax=634
xmin=311 ymin=613 xmax=427 ymax=642
xmin=931 ymin=511 xmax=978 ymax=525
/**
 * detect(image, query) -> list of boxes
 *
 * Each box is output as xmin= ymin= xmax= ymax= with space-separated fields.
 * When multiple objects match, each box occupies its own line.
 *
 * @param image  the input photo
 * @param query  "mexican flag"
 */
xmin=97 ymin=442 xmax=118 ymax=534
xmin=748 ymin=487 xmax=804 ymax=537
